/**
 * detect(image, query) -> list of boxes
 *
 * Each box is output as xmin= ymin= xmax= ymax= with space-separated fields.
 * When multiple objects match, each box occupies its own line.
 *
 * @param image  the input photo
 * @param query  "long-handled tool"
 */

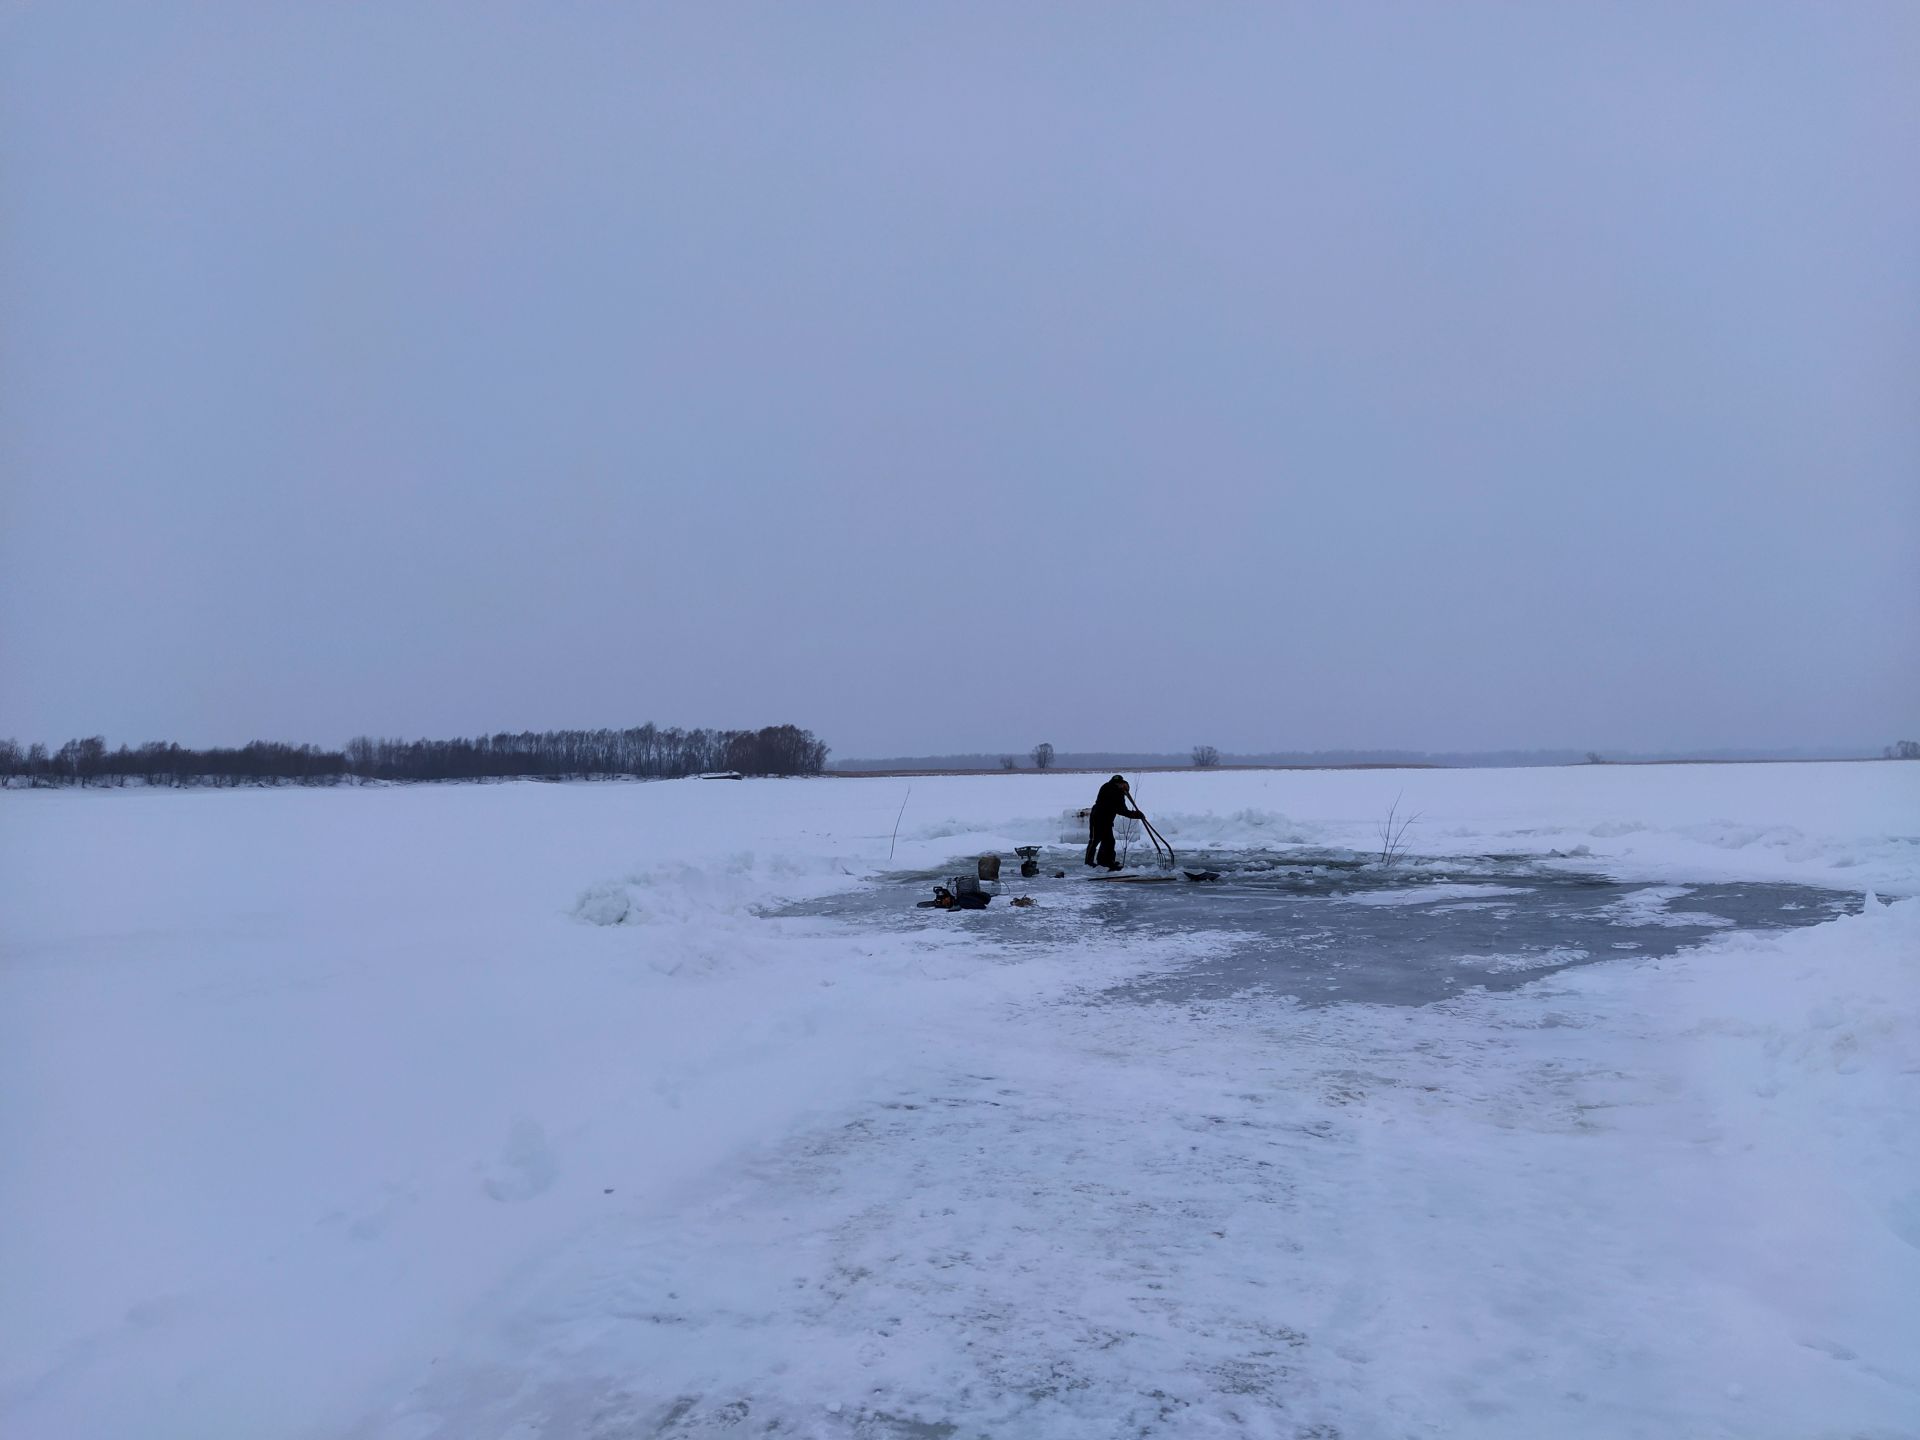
xmin=1135 ymin=810 xmax=1176 ymax=870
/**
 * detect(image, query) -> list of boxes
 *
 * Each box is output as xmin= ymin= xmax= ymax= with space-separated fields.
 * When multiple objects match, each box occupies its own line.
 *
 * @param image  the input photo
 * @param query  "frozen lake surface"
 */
xmin=779 ymin=847 xmax=1861 ymax=1007
xmin=4 ymin=765 xmax=1914 ymax=1440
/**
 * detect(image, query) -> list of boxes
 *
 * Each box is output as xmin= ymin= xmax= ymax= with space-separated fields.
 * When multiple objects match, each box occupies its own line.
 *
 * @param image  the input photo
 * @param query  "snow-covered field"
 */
xmin=3 ymin=764 xmax=1916 ymax=1439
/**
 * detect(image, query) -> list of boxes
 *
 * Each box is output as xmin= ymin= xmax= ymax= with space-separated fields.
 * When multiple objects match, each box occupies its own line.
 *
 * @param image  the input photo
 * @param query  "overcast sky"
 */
xmin=3 ymin=3 xmax=1915 ymax=759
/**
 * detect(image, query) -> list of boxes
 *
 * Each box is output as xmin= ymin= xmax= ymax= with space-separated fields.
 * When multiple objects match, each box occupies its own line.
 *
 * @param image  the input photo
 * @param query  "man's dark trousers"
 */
xmin=1086 ymin=814 xmax=1118 ymax=868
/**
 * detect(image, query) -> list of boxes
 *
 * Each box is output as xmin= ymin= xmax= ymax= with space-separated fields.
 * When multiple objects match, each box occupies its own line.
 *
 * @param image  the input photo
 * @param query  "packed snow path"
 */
xmin=3 ymin=765 xmax=1916 ymax=1439
xmin=354 ymin=896 xmax=1916 ymax=1439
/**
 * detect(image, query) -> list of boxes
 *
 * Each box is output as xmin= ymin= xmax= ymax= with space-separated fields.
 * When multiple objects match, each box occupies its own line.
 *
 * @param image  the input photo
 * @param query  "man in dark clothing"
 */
xmin=1085 ymin=775 xmax=1146 ymax=870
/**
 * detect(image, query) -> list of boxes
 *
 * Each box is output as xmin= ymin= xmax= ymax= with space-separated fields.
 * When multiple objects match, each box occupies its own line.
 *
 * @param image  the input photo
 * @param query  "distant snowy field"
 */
xmin=3 ymin=764 xmax=1916 ymax=1439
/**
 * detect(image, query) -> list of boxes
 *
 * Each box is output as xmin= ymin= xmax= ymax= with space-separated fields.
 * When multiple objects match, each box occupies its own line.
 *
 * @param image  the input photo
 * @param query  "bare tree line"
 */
xmin=342 ymin=724 xmax=826 ymax=781
xmin=0 ymin=737 xmax=347 ymax=787
xmin=0 ymin=724 xmax=829 ymax=788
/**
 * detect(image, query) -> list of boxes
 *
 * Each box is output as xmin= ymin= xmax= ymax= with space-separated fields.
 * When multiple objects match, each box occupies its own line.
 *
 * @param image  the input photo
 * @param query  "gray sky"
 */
xmin=4 ymin=3 xmax=1915 ymax=759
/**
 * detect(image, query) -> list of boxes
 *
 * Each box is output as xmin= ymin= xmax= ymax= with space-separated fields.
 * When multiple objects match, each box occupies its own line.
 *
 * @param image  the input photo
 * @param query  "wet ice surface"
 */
xmin=778 ymin=848 xmax=1859 ymax=1008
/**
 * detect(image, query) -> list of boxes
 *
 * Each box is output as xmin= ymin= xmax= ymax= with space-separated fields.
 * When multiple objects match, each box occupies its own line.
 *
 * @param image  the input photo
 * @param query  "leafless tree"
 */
xmin=1191 ymin=745 xmax=1220 ymax=768
xmin=54 ymin=736 xmax=107 ymax=786
xmin=999 ymin=755 xmax=1017 ymax=770
xmin=1886 ymin=740 xmax=1920 ymax=760
xmin=1030 ymin=742 xmax=1055 ymax=770
xmin=1376 ymin=793 xmax=1420 ymax=867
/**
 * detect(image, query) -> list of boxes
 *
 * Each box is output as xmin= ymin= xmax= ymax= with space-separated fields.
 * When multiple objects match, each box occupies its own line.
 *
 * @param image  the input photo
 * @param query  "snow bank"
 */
xmin=888 ymin=761 xmax=1917 ymax=893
